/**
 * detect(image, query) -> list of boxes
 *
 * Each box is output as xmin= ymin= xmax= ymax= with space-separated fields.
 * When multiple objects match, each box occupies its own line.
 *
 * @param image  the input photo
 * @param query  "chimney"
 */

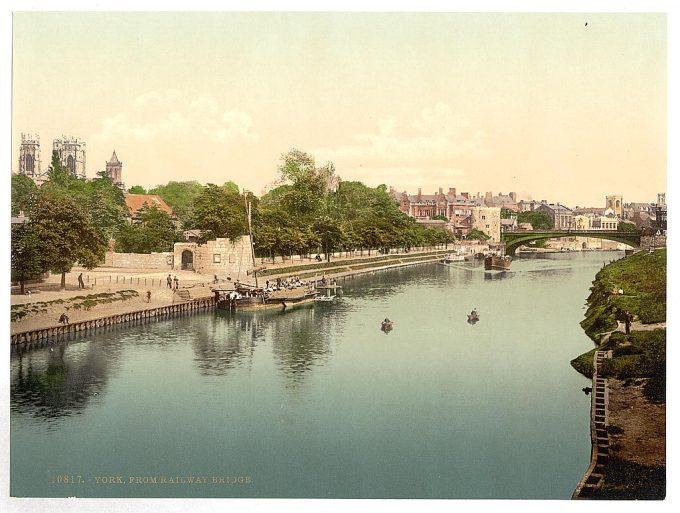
xmin=417 ymin=188 xmax=422 ymax=201
xmin=439 ymin=187 xmax=443 ymax=195
xmin=510 ymin=192 xmax=517 ymax=203
xmin=461 ymin=192 xmax=469 ymax=199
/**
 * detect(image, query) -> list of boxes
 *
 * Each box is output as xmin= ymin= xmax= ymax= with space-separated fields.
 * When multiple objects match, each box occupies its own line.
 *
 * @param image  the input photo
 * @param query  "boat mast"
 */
xmin=245 ymin=197 xmax=259 ymax=289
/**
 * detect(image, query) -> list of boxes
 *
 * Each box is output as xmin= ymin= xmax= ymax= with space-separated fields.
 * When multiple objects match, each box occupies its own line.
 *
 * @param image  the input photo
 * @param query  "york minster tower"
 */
xmin=18 ymin=133 xmax=42 ymax=180
xmin=53 ymin=135 xmax=86 ymax=178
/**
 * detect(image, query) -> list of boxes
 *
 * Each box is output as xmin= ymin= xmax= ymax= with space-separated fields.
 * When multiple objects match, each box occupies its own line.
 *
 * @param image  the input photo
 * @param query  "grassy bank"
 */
xmin=10 ymin=290 xmax=139 ymax=322
xmin=579 ymin=250 xmax=666 ymax=341
xmin=571 ymin=249 xmax=666 ymax=500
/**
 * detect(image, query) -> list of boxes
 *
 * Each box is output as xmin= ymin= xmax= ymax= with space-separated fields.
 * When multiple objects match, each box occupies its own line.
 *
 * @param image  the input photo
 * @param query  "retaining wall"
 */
xmin=11 ymin=297 xmax=216 ymax=351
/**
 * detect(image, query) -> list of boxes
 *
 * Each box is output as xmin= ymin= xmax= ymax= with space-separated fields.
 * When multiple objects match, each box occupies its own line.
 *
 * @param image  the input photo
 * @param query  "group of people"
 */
xmin=166 ymin=274 xmax=180 ymax=290
xmin=320 ymin=276 xmax=337 ymax=286
xmin=264 ymin=276 xmax=308 ymax=292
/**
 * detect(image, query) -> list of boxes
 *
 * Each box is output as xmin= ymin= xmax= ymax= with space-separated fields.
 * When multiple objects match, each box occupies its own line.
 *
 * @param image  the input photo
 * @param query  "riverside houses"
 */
xmin=536 ymin=203 xmax=575 ymax=230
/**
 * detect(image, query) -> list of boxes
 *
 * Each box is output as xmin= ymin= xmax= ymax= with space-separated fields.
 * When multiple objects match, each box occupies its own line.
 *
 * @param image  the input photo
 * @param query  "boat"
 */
xmin=467 ymin=312 xmax=480 ymax=323
xmin=282 ymin=290 xmax=318 ymax=309
xmin=442 ymin=254 xmax=466 ymax=263
xmin=314 ymin=295 xmax=336 ymax=302
xmin=215 ymin=284 xmax=284 ymax=311
xmin=381 ymin=319 xmax=394 ymax=331
xmin=484 ymin=254 xmax=512 ymax=271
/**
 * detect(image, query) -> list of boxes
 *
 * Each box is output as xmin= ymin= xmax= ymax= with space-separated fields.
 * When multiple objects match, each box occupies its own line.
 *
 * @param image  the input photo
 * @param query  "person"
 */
xmin=166 ymin=274 xmax=172 ymax=289
xmin=146 ymin=291 xmax=151 ymax=303
xmin=315 ymin=254 xmax=322 ymax=262
xmin=213 ymin=274 xmax=218 ymax=284
xmin=59 ymin=313 xmax=69 ymax=325
xmin=78 ymin=273 xmax=85 ymax=289
xmin=624 ymin=311 xmax=632 ymax=335
xmin=173 ymin=276 xmax=179 ymax=290
xmin=471 ymin=308 xmax=478 ymax=317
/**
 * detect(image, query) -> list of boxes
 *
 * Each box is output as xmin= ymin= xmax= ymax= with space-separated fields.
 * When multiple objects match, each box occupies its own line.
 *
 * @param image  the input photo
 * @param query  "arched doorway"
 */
xmin=181 ymin=250 xmax=194 ymax=270
xmin=67 ymin=155 xmax=75 ymax=174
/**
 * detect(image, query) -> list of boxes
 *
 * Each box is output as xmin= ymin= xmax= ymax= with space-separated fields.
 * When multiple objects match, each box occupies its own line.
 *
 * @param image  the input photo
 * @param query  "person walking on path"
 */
xmin=174 ymin=276 xmax=179 ymax=290
xmin=78 ymin=273 xmax=85 ymax=289
xmin=624 ymin=311 xmax=632 ymax=335
xmin=167 ymin=274 xmax=172 ymax=289
xmin=146 ymin=291 xmax=152 ymax=303
xmin=59 ymin=313 xmax=70 ymax=325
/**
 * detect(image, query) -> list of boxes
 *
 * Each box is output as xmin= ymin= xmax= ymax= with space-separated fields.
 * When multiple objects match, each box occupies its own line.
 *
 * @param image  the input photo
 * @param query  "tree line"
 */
xmin=11 ymin=149 xmax=457 ymax=291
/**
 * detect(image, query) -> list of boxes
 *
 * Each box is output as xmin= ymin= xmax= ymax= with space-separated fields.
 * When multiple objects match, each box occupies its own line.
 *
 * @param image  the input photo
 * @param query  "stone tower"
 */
xmin=18 ymin=133 xmax=42 ymax=179
xmin=53 ymin=135 xmax=86 ymax=178
xmin=605 ymin=195 xmax=623 ymax=217
xmin=106 ymin=150 xmax=124 ymax=188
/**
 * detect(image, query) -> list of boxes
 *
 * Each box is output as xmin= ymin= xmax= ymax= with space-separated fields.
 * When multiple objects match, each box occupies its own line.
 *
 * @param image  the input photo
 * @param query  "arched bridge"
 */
xmin=501 ymin=230 xmax=640 ymax=256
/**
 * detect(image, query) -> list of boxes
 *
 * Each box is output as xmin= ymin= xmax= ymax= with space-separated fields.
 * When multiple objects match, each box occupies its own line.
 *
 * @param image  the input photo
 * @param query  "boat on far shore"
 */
xmin=442 ymin=254 xmax=466 ymax=263
xmin=484 ymin=254 xmax=512 ymax=271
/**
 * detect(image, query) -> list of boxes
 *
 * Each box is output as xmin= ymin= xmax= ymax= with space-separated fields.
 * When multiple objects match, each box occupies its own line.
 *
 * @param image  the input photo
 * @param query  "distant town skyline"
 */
xmin=12 ymin=12 xmax=666 ymax=206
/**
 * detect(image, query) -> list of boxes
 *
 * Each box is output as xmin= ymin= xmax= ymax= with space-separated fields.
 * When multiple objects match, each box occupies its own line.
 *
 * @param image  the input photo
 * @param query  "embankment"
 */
xmin=571 ymin=249 xmax=666 ymax=500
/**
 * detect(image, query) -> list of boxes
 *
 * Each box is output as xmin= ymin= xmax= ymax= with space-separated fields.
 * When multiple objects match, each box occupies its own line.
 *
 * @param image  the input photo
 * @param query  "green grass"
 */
xmin=580 ymin=249 xmax=666 ymax=341
xmin=11 ymin=290 xmax=140 ymax=322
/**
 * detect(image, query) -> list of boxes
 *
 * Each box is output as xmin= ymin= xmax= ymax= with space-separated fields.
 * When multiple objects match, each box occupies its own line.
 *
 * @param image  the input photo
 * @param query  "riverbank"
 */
xmin=9 ymin=249 xmax=451 ymax=339
xmin=571 ymin=249 xmax=666 ymax=499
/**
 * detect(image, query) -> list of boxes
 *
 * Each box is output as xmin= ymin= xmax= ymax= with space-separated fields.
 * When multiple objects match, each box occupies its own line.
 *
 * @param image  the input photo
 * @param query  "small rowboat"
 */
xmin=467 ymin=313 xmax=480 ymax=323
xmin=381 ymin=320 xmax=394 ymax=331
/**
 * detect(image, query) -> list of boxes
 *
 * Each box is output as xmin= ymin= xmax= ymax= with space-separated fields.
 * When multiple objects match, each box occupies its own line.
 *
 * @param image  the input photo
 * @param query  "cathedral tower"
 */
xmin=18 ymin=133 xmax=42 ymax=179
xmin=53 ymin=135 xmax=86 ymax=178
xmin=106 ymin=150 xmax=124 ymax=188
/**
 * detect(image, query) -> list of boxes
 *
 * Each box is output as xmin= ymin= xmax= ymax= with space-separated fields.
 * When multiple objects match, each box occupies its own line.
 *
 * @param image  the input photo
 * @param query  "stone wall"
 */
xmin=641 ymin=234 xmax=667 ymax=250
xmin=174 ymin=236 xmax=254 ymax=277
xmin=104 ymin=251 xmax=174 ymax=269
xmin=470 ymin=206 xmax=501 ymax=242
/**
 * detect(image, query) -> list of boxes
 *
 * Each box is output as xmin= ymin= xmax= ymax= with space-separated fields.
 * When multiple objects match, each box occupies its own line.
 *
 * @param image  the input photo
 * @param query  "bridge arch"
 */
xmin=501 ymin=231 xmax=640 ymax=256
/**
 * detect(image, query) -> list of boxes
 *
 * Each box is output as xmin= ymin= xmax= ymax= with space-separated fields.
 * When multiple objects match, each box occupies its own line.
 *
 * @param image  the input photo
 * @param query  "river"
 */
xmin=9 ymin=251 xmax=620 ymax=498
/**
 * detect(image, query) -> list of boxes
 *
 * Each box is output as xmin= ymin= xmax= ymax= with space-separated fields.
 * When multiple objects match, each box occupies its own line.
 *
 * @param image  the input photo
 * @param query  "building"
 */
xmin=654 ymin=204 xmax=667 ymax=232
xmin=536 ymin=203 xmax=574 ymax=230
xmin=469 ymin=206 xmax=501 ymax=242
xmin=480 ymin=191 xmax=518 ymax=210
xmin=393 ymin=186 xmax=477 ymax=237
xmin=18 ymin=133 xmax=43 ymax=182
xmin=605 ymin=195 xmax=623 ymax=218
xmin=53 ymin=136 xmax=86 ymax=178
xmin=124 ymin=193 xmax=177 ymax=225
xmin=517 ymin=199 xmax=548 ymax=212
xmin=105 ymin=150 xmax=124 ymax=189
xmin=591 ymin=216 xmax=619 ymax=231
xmin=573 ymin=215 xmax=591 ymax=231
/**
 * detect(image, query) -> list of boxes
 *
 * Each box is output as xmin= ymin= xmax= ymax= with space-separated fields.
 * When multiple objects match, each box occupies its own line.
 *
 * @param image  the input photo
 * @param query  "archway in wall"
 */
xmin=25 ymin=154 xmax=34 ymax=173
xmin=181 ymin=250 xmax=194 ymax=270
xmin=67 ymin=155 xmax=75 ymax=173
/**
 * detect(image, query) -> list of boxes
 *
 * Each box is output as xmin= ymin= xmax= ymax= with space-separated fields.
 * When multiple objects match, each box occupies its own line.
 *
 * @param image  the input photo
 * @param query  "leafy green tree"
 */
xmin=186 ymin=184 xmax=247 ymax=241
xmin=222 ymin=181 xmax=240 ymax=194
xmin=11 ymin=174 xmax=38 ymax=216
xmin=618 ymin=221 xmax=640 ymax=233
xmin=517 ymin=210 xmax=553 ymax=230
xmin=466 ymin=228 xmax=491 ymax=241
xmin=116 ymin=205 xmax=178 ymax=253
xmin=30 ymin=189 xmax=108 ymax=289
xmin=11 ymin=224 xmax=44 ymax=294
xmin=431 ymin=214 xmax=449 ymax=221
xmin=148 ymin=181 xmax=205 ymax=225
xmin=127 ymin=185 xmax=147 ymax=194
xmin=313 ymin=216 xmax=345 ymax=261
xmin=46 ymin=150 xmax=74 ymax=187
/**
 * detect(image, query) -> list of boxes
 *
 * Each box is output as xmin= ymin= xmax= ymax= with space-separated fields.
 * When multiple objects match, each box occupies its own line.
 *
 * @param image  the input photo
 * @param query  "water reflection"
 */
xmin=11 ymin=341 xmax=116 ymax=420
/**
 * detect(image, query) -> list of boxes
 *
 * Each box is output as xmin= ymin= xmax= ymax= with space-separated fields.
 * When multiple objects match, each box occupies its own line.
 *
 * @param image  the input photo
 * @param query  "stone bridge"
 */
xmin=501 ymin=230 xmax=641 ymax=256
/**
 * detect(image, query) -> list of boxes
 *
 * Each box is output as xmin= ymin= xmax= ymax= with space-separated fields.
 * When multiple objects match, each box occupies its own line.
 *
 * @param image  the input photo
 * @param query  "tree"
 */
xmin=148 ymin=181 xmax=205 ymax=226
xmin=11 ymin=174 xmax=38 ymax=216
xmin=116 ymin=205 xmax=178 ymax=253
xmin=11 ymin=224 xmax=44 ymax=294
xmin=186 ymin=184 xmax=247 ymax=241
xmin=517 ymin=210 xmax=553 ymax=230
xmin=466 ymin=228 xmax=491 ymax=241
xmin=431 ymin=214 xmax=449 ymax=222
xmin=618 ymin=221 xmax=640 ymax=233
xmin=127 ymin=185 xmax=147 ymax=194
xmin=30 ymin=189 xmax=108 ymax=289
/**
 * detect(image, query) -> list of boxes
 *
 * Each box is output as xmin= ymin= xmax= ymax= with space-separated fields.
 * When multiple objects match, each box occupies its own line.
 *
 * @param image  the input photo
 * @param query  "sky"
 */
xmin=11 ymin=11 xmax=667 ymax=207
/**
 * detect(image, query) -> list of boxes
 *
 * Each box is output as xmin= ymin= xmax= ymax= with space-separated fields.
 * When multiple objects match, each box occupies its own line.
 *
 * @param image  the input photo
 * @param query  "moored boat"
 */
xmin=442 ymin=254 xmax=466 ymax=263
xmin=484 ymin=254 xmax=512 ymax=271
xmin=381 ymin=319 xmax=394 ymax=331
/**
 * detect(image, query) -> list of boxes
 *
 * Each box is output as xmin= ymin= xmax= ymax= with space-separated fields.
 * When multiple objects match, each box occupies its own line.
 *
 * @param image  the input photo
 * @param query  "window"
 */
xmin=213 ymin=254 xmax=221 ymax=263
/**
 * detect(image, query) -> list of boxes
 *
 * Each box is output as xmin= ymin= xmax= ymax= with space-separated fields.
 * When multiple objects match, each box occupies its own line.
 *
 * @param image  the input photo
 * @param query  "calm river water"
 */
xmin=10 ymin=251 xmax=620 ymax=498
